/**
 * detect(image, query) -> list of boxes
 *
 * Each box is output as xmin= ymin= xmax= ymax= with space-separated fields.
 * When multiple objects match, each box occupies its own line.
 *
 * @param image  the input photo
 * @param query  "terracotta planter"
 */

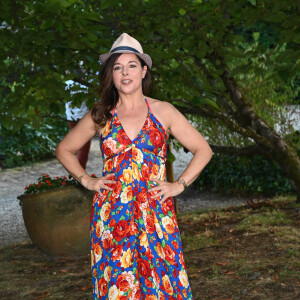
xmin=18 ymin=185 xmax=94 ymax=257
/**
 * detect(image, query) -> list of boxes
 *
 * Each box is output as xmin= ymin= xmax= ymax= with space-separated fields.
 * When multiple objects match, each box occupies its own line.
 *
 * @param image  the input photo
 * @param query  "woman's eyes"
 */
xmin=113 ymin=64 xmax=137 ymax=71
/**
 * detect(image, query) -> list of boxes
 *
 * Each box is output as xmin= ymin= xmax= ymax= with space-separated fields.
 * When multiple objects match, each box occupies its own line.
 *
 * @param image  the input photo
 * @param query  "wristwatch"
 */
xmin=177 ymin=178 xmax=188 ymax=189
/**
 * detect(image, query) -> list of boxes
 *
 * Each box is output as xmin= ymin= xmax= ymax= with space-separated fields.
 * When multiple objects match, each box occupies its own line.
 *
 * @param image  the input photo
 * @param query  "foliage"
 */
xmin=1 ymin=0 xmax=299 ymax=196
xmin=1 ymin=0 xmax=298 ymax=130
xmin=24 ymin=173 xmax=96 ymax=194
xmin=0 ymin=117 xmax=68 ymax=168
xmin=194 ymin=153 xmax=295 ymax=195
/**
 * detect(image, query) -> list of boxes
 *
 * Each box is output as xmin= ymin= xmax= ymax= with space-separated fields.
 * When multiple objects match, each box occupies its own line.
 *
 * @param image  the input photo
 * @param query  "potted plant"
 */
xmin=18 ymin=174 xmax=95 ymax=257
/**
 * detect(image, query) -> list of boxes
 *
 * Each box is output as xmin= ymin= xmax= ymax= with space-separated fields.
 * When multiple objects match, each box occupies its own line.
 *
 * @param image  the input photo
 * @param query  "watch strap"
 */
xmin=177 ymin=178 xmax=188 ymax=189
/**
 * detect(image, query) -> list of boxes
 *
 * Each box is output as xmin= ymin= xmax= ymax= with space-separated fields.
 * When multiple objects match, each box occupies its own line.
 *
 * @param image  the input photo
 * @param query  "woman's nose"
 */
xmin=122 ymin=67 xmax=128 ymax=75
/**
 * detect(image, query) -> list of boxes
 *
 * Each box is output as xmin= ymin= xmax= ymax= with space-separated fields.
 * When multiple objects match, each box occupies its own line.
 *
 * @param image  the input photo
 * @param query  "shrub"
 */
xmin=194 ymin=153 xmax=296 ymax=196
xmin=0 ymin=117 xmax=68 ymax=169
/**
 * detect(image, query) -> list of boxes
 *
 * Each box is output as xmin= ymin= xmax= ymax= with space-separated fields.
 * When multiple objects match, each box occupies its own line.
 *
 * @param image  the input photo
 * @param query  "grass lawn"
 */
xmin=0 ymin=195 xmax=299 ymax=299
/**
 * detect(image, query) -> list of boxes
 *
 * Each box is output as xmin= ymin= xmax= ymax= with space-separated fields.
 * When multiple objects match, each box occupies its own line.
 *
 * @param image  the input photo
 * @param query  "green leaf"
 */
xmin=167 ymin=150 xmax=176 ymax=163
xmin=247 ymin=0 xmax=256 ymax=6
xmin=253 ymin=32 xmax=260 ymax=41
xmin=169 ymin=58 xmax=179 ymax=69
xmin=41 ymin=19 xmax=55 ymax=30
xmin=179 ymin=8 xmax=186 ymax=15
xmin=191 ymin=96 xmax=220 ymax=110
xmin=100 ymin=0 xmax=114 ymax=10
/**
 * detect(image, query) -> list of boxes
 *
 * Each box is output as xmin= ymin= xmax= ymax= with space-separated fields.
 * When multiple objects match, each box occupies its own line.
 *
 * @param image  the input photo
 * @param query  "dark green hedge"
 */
xmin=194 ymin=153 xmax=297 ymax=196
xmin=0 ymin=117 xmax=68 ymax=169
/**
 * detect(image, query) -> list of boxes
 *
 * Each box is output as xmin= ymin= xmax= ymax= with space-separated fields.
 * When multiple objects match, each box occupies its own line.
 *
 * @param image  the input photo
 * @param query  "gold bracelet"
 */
xmin=78 ymin=174 xmax=87 ymax=183
xmin=177 ymin=178 xmax=188 ymax=189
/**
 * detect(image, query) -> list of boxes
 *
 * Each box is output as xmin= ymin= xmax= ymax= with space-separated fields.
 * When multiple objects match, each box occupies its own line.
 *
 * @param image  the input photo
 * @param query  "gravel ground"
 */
xmin=0 ymin=138 xmax=247 ymax=247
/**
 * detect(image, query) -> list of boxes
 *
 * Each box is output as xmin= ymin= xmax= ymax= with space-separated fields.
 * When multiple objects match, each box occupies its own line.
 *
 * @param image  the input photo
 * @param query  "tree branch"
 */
xmin=175 ymin=103 xmax=272 ymax=146
xmin=193 ymin=56 xmax=236 ymax=115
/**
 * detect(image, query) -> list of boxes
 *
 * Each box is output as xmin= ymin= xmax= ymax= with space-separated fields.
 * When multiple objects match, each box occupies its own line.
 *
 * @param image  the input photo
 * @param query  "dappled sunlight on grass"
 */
xmin=236 ymin=210 xmax=292 ymax=231
xmin=0 ymin=195 xmax=299 ymax=299
xmin=178 ymin=195 xmax=300 ymax=299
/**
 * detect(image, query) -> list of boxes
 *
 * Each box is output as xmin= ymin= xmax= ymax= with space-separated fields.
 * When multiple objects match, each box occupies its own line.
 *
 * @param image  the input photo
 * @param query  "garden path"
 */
xmin=0 ymin=138 xmax=247 ymax=246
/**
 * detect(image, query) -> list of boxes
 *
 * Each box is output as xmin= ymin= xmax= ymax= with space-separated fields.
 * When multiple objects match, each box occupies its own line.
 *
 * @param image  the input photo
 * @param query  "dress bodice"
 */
xmin=99 ymin=99 xmax=168 ymax=180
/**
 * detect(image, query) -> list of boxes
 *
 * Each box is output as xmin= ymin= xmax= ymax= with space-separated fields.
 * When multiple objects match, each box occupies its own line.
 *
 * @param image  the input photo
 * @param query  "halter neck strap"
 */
xmin=145 ymin=98 xmax=153 ymax=114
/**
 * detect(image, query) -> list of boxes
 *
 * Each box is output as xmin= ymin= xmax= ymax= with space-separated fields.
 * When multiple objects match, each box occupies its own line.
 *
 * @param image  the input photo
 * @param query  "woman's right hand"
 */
xmin=80 ymin=173 xmax=116 ymax=194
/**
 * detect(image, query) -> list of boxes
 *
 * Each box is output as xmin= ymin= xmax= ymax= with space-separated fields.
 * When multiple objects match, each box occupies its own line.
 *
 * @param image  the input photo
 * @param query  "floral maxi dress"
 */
xmin=90 ymin=99 xmax=193 ymax=299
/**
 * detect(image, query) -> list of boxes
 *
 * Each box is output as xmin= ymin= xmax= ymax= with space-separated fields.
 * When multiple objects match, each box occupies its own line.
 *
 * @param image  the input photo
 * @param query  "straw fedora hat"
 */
xmin=99 ymin=33 xmax=152 ymax=69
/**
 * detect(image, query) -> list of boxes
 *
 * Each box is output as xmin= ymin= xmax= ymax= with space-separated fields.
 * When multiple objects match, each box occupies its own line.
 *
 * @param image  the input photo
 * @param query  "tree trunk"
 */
xmin=220 ymin=66 xmax=300 ymax=202
xmin=269 ymin=139 xmax=300 ymax=203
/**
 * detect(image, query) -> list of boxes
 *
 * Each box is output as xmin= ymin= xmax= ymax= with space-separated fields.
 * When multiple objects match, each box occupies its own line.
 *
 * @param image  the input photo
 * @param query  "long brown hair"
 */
xmin=91 ymin=53 xmax=151 ymax=128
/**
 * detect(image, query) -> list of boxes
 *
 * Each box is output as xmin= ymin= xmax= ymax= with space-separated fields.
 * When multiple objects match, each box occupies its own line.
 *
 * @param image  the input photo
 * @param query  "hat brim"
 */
xmin=99 ymin=51 xmax=152 ymax=69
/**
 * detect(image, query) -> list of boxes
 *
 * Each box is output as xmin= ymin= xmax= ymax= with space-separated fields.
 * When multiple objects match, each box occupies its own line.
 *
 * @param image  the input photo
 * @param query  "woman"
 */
xmin=56 ymin=33 xmax=213 ymax=300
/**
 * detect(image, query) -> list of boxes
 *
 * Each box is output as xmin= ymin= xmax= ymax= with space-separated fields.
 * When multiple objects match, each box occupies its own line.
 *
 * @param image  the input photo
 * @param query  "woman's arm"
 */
xmin=55 ymin=112 xmax=116 ymax=192
xmin=149 ymin=102 xmax=213 ymax=203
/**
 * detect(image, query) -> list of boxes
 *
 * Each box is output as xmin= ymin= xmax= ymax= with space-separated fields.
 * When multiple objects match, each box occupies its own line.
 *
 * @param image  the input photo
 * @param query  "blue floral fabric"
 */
xmin=90 ymin=99 xmax=193 ymax=299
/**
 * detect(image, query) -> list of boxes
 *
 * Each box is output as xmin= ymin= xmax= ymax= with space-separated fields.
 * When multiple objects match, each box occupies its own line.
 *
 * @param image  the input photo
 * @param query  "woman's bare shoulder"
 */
xmin=80 ymin=111 xmax=102 ymax=133
xmin=146 ymin=97 xmax=176 ymax=113
xmin=146 ymin=97 xmax=178 ymax=132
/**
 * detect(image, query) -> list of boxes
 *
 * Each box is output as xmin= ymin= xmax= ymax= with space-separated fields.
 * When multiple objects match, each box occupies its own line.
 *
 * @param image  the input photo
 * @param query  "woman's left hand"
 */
xmin=148 ymin=179 xmax=184 ymax=204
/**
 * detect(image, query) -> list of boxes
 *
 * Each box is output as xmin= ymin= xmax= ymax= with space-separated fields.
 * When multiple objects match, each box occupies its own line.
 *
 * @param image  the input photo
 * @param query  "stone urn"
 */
xmin=18 ymin=185 xmax=94 ymax=257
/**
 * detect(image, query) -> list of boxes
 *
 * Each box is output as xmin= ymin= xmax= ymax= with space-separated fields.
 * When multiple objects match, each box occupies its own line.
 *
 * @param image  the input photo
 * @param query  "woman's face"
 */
xmin=112 ymin=53 xmax=147 ymax=96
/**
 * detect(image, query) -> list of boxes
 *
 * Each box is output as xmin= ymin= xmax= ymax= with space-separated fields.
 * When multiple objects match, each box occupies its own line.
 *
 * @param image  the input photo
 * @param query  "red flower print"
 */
xmin=149 ymin=197 xmax=158 ymax=209
xmin=112 ymin=181 xmax=122 ymax=198
xmin=163 ymin=245 xmax=176 ymax=265
xmin=105 ymin=159 xmax=114 ymax=172
xmin=179 ymin=251 xmax=187 ymax=269
xmin=152 ymin=163 xmax=159 ymax=176
xmin=141 ymin=163 xmax=150 ymax=180
xmin=149 ymin=130 xmax=163 ymax=148
xmin=137 ymin=188 xmax=148 ymax=205
xmin=171 ymin=241 xmax=179 ymax=249
xmin=128 ymin=284 xmax=142 ymax=300
xmin=113 ymin=220 xmax=130 ymax=242
xmin=117 ymin=151 xmax=126 ymax=163
xmin=101 ymin=231 xmax=113 ymax=250
xmin=102 ymin=137 xmax=117 ymax=157
xmin=158 ymin=292 xmax=166 ymax=300
xmin=145 ymin=278 xmax=153 ymax=288
xmin=162 ymin=275 xmax=173 ymax=295
xmin=109 ymin=218 xmax=116 ymax=228
xmin=161 ymin=203 xmax=169 ymax=214
xmin=90 ymin=99 xmax=193 ymax=299
xmin=111 ymin=245 xmax=123 ymax=261
xmin=116 ymin=271 xmax=134 ymax=292
xmin=145 ymin=211 xmax=156 ymax=234
xmin=145 ymin=247 xmax=154 ymax=261
xmin=133 ymin=201 xmax=142 ymax=219
xmin=129 ymin=219 xmax=139 ymax=235
xmin=154 ymin=271 xmax=160 ymax=286
xmin=137 ymin=258 xmax=152 ymax=278
xmin=98 ymin=277 xmax=108 ymax=296
xmin=117 ymin=129 xmax=131 ymax=145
